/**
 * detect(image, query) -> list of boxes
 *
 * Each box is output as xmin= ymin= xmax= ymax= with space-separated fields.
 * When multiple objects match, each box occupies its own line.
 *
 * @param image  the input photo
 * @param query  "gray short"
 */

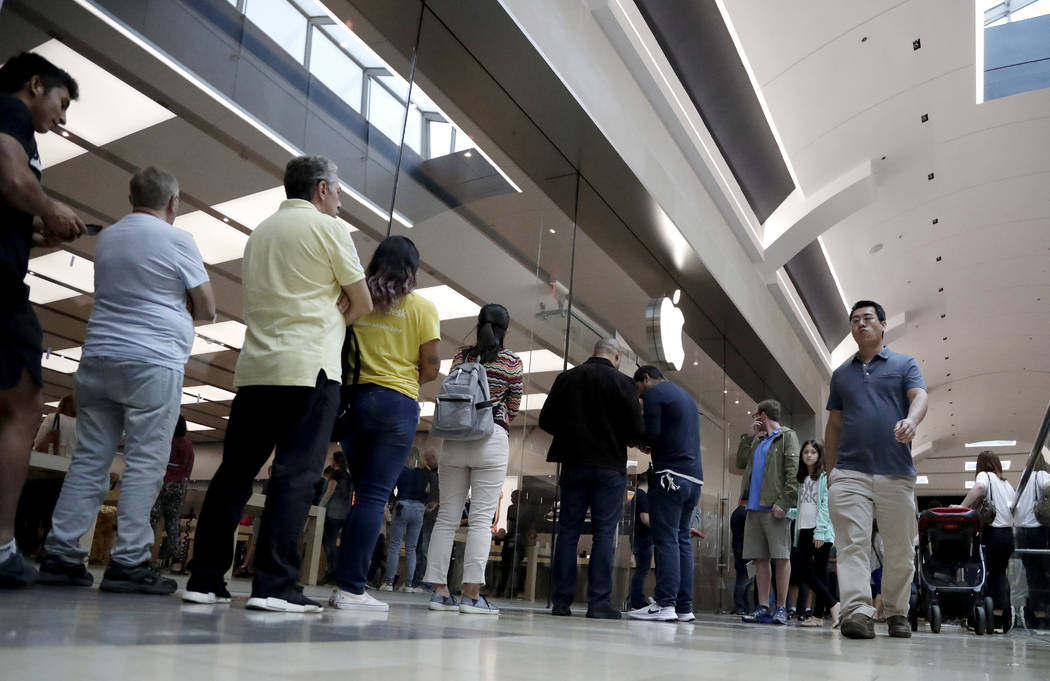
xmin=743 ymin=510 xmax=792 ymax=560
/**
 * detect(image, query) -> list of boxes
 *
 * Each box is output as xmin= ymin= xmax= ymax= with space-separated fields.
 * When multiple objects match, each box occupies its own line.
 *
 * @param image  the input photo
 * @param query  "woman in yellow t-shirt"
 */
xmin=329 ymin=236 xmax=441 ymax=611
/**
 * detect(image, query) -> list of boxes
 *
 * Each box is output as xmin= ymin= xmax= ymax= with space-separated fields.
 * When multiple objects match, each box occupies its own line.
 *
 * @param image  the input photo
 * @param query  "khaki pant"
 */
xmin=828 ymin=468 xmax=917 ymax=619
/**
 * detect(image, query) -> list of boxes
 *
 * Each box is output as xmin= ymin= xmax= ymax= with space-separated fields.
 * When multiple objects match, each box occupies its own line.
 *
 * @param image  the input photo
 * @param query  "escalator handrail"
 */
xmin=1010 ymin=398 xmax=1050 ymax=514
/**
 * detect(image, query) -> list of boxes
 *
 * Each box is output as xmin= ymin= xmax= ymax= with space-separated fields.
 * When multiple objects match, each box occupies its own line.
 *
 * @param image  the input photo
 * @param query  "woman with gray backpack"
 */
xmin=424 ymin=303 xmax=522 ymax=614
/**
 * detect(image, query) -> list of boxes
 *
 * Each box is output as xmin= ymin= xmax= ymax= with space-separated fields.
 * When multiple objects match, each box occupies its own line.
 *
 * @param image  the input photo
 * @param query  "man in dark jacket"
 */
xmin=539 ymin=338 xmax=643 ymax=619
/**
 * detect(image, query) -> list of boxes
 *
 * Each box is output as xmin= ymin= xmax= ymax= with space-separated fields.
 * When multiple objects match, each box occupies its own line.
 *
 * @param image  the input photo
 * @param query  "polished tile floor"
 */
xmin=2 ymin=573 xmax=1048 ymax=680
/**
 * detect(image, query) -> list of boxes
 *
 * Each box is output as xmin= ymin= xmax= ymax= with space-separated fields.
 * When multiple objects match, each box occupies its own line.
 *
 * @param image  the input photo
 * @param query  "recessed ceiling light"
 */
xmin=921 ymin=113 xmax=929 ymax=123
xmin=514 ymin=350 xmax=573 ymax=374
xmin=932 ymin=218 xmax=939 ymax=225
xmin=724 ymin=390 xmax=728 ymax=395
xmin=212 ymin=187 xmax=287 ymax=231
xmin=463 ymin=151 xmax=473 ymax=158
xmin=60 ymin=131 xmax=69 ymax=137
xmin=174 ymin=211 xmax=248 ymax=264
xmin=190 ymin=336 xmax=227 ymax=356
xmin=916 ymin=475 xmax=929 ymax=485
xmin=40 ymin=351 xmax=79 ymax=374
xmin=869 ymin=243 xmax=883 ymax=254
xmin=24 ymin=273 xmax=79 ymax=304
xmin=415 ymin=285 xmax=480 ymax=320
xmin=548 ymin=228 xmax=556 ymax=234
xmin=734 ymin=400 xmax=739 ymax=405
xmin=692 ymin=361 xmax=698 ymax=366
xmin=965 ymin=440 xmax=1016 ymax=448
xmin=522 ymin=393 xmax=547 ymax=411
xmin=339 ymin=41 xmax=350 ymax=48
xmin=36 ymin=132 xmax=86 ymax=169
xmin=195 ymin=321 xmax=247 ymax=349
xmin=181 ymin=385 xmax=236 ymax=404
xmin=928 ymin=172 xmax=935 ymax=180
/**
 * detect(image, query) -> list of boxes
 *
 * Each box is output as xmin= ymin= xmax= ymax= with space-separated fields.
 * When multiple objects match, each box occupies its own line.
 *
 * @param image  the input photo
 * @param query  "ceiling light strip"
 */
xmin=712 ymin=0 xmax=803 ymax=194
xmin=817 ymin=236 xmax=850 ymax=313
xmin=70 ymin=0 xmax=403 ymax=227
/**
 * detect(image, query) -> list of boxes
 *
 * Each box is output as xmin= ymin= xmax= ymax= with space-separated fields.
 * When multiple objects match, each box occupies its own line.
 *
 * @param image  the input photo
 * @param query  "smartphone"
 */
xmin=86 ymin=224 xmax=103 ymax=235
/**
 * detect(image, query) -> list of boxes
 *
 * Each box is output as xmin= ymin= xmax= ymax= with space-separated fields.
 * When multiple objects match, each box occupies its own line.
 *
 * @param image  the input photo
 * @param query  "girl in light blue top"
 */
xmin=790 ymin=440 xmax=840 ymax=627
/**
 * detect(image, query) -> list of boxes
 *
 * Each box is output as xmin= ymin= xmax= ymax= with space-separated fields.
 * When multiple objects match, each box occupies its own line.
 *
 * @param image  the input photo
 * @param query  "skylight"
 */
xmin=181 ymin=385 xmax=236 ymax=404
xmin=514 ymin=350 xmax=573 ymax=374
xmin=173 ymin=211 xmax=249 ymax=264
xmin=32 ymin=40 xmax=175 ymax=147
xmin=196 ymin=321 xmax=247 ymax=349
xmin=212 ymin=187 xmax=288 ymax=230
xmin=28 ymin=251 xmax=95 ymax=293
xmin=415 ymin=285 xmax=480 ymax=320
xmin=24 ymin=273 xmax=79 ymax=304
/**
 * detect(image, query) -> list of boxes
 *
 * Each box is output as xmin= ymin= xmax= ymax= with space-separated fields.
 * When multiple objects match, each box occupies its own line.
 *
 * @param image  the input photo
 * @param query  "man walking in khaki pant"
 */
xmin=825 ymin=300 xmax=928 ymax=639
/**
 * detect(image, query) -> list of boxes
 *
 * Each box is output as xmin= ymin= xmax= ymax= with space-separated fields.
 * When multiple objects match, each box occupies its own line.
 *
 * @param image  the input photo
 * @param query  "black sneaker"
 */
xmin=99 ymin=561 xmax=177 ymax=595
xmin=0 ymin=551 xmax=38 ymax=588
xmin=36 ymin=555 xmax=93 ymax=586
xmin=586 ymin=604 xmax=623 ymax=620
xmin=551 ymin=603 xmax=572 ymax=617
xmin=247 ymin=588 xmax=323 ymax=613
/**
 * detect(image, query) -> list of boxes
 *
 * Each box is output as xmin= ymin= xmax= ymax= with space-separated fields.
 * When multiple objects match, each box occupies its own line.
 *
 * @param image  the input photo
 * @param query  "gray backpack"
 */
xmin=431 ymin=359 xmax=495 ymax=440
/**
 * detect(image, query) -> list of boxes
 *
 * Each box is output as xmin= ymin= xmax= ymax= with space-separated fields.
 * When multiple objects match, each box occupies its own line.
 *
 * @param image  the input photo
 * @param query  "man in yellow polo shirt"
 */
xmin=185 ymin=156 xmax=372 ymax=612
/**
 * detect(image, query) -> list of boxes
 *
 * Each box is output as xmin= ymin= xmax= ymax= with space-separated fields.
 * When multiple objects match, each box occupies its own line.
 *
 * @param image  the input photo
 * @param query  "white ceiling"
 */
xmin=723 ymin=0 xmax=1050 ymax=493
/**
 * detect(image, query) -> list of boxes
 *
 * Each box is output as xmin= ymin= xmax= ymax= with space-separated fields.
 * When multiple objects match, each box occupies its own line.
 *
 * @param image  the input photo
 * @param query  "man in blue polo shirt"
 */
xmin=826 ymin=300 xmax=928 ymax=640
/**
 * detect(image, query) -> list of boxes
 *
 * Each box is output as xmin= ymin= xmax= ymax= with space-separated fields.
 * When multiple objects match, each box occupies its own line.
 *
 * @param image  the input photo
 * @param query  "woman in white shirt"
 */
xmin=32 ymin=394 xmax=77 ymax=456
xmin=1012 ymin=456 xmax=1050 ymax=630
xmin=960 ymin=450 xmax=1016 ymax=632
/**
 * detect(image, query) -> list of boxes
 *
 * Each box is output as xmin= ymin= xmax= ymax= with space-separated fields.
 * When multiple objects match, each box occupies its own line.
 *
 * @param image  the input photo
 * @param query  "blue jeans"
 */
xmin=552 ymin=465 xmax=626 ymax=610
xmin=45 ymin=357 xmax=183 ymax=566
xmin=385 ymin=499 xmax=425 ymax=584
xmin=733 ymin=569 xmax=754 ymax=612
xmin=334 ymin=385 xmax=418 ymax=593
xmin=630 ymin=539 xmax=653 ymax=607
xmin=648 ymin=475 xmax=701 ymax=611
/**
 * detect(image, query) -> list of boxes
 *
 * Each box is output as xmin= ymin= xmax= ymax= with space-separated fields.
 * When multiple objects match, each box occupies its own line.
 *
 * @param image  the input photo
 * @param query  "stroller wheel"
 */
xmin=908 ymin=594 xmax=919 ymax=632
xmin=974 ymin=605 xmax=987 ymax=636
xmin=930 ymin=604 xmax=942 ymax=633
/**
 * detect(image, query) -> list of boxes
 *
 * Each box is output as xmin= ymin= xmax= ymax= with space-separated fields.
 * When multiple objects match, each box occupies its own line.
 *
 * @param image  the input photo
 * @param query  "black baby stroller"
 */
xmin=909 ymin=507 xmax=994 ymax=634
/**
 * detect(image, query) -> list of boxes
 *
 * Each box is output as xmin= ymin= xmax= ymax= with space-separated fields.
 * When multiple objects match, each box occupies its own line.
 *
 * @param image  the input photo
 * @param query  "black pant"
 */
xmin=14 ymin=477 xmax=63 ymax=556
xmin=1018 ymin=526 xmax=1050 ymax=615
xmin=321 ymin=517 xmax=344 ymax=577
xmin=188 ymin=371 xmax=339 ymax=599
xmin=982 ymin=525 xmax=1015 ymax=613
xmin=791 ymin=528 xmax=835 ymax=616
xmin=552 ymin=465 xmax=627 ymax=609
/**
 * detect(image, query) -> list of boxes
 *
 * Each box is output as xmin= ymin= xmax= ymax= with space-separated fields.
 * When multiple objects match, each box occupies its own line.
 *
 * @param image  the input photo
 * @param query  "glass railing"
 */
xmin=1008 ymin=399 xmax=1050 ymax=631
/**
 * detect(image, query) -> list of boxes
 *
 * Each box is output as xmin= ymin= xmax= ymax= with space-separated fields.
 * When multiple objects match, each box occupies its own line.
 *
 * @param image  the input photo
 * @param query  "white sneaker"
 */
xmin=398 ymin=585 xmax=418 ymax=593
xmin=182 ymin=590 xmax=231 ymax=605
xmin=628 ymin=604 xmax=677 ymax=621
xmin=677 ymin=611 xmax=696 ymax=623
xmin=245 ymin=596 xmax=323 ymax=614
xmin=379 ymin=583 xmax=394 ymax=592
xmin=329 ymin=588 xmax=390 ymax=611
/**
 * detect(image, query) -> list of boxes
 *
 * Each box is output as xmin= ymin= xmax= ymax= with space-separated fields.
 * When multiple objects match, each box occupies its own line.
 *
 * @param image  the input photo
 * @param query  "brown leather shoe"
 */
xmin=887 ymin=615 xmax=912 ymax=638
xmin=841 ymin=612 xmax=875 ymax=639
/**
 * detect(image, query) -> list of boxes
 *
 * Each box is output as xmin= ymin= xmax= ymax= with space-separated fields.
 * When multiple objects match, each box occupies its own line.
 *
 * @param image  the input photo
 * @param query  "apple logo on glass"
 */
xmin=646 ymin=289 xmax=685 ymax=371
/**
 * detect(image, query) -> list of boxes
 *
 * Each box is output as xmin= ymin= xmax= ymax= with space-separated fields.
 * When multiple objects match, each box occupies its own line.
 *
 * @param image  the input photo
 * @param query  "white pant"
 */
xmin=828 ymin=468 xmax=917 ymax=619
xmin=424 ymin=427 xmax=509 ymax=585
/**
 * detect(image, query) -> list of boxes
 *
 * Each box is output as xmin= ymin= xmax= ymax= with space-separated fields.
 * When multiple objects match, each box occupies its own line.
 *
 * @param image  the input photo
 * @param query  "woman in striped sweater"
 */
xmin=424 ymin=304 xmax=522 ymax=614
